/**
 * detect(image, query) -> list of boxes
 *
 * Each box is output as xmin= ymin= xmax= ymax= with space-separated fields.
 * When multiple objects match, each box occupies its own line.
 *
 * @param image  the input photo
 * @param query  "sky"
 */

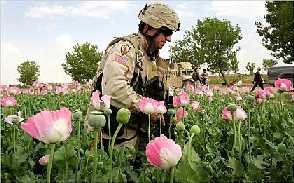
xmin=0 ymin=0 xmax=283 ymax=85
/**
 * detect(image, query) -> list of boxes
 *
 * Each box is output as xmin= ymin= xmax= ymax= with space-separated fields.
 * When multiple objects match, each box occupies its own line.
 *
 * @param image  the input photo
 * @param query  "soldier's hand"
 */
xmin=150 ymin=113 xmax=159 ymax=123
xmin=150 ymin=113 xmax=165 ymax=125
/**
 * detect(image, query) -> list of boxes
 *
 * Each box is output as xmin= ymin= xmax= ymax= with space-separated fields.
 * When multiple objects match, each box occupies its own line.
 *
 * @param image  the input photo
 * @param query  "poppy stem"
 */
xmin=47 ymin=144 xmax=56 ymax=183
xmin=148 ymin=114 xmax=151 ymax=141
xmin=109 ymin=123 xmax=123 ymax=183
xmin=13 ymin=125 xmax=16 ymax=153
xmin=64 ymin=143 xmax=68 ymax=182
xmin=159 ymin=117 xmax=162 ymax=135
xmin=91 ymin=130 xmax=100 ymax=183
xmin=107 ymin=115 xmax=111 ymax=148
xmin=76 ymin=117 xmax=81 ymax=182
xmin=170 ymin=167 xmax=175 ymax=183
xmin=238 ymin=121 xmax=242 ymax=161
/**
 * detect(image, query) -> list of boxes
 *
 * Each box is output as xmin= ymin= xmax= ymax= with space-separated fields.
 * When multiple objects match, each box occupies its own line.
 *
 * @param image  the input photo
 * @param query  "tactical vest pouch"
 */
xmin=142 ymin=76 xmax=165 ymax=101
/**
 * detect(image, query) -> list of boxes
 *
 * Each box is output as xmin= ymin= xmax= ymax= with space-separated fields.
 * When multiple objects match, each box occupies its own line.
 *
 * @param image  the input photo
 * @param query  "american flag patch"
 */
xmin=114 ymin=54 xmax=128 ymax=65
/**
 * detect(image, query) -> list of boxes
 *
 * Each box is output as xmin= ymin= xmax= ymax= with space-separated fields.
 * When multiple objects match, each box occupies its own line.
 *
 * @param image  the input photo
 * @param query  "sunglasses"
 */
xmin=158 ymin=27 xmax=173 ymax=37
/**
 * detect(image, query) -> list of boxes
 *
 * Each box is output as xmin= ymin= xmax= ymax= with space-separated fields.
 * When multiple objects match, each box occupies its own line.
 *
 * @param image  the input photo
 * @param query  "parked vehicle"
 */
xmin=267 ymin=65 xmax=294 ymax=84
xmin=166 ymin=62 xmax=194 ymax=88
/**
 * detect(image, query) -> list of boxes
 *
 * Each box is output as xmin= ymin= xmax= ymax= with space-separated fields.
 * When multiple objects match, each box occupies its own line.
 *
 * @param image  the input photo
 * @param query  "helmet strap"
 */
xmin=145 ymin=35 xmax=159 ymax=61
xmin=141 ymin=24 xmax=160 ymax=60
xmin=145 ymin=36 xmax=159 ymax=60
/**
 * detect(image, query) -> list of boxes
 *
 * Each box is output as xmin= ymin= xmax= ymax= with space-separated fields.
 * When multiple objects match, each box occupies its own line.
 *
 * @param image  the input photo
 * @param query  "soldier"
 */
xmin=87 ymin=3 xmax=180 ymax=151
xmin=201 ymin=69 xmax=208 ymax=85
xmin=251 ymin=67 xmax=264 ymax=91
xmin=192 ymin=68 xmax=201 ymax=87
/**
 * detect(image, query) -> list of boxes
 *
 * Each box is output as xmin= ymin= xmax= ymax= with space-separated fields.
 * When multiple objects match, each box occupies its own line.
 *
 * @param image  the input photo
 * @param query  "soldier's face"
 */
xmin=153 ymin=33 xmax=172 ymax=49
xmin=144 ymin=25 xmax=173 ymax=50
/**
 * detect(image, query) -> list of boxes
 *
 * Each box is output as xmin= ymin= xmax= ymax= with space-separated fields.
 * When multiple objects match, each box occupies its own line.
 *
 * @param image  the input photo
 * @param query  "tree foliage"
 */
xmin=17 ymin=60 xmax=40 ymax=86
xmin=170 ymin=17 xmax=242 ymax=84
xmin=62 ymin=42 xmax=103 ymax=83
xmin=262 ymin=58 xmax=278 ymax=71
xmin=230 ymin=52 xmax=239 ymax=74
xmin=245 ymin=62 xmax=256 ymax=75
xmin=256 ymin=1 xmax=294 ymax=64
xmin=170 ymin=32 xmax=203 ymax=67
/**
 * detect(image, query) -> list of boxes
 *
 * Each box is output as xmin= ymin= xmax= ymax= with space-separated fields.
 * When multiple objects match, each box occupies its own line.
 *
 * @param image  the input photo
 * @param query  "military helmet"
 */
xmin=138 ymin=3 xmax=180 ymax=31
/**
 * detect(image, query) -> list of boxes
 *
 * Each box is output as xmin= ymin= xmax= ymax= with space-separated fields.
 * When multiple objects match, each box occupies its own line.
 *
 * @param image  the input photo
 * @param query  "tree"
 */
xmin=62 ymin=42 xmax=103 ymax=83
xmin=256 ymin=1 xmax=294 ymax=64
xmin=262 ymin=58 xmax=278 ymax=70
xmin=245 ymin=62 xmax=256 ymax=75
xmin=230 ymin=52 xmax=239 ymax=74
xmin=170 ymin=18 xmax=242 ymax=84
xmin=170 ymin=32 xmax=204 ymax=68
xmin=17 ymin=60 xmax=40 ymax=86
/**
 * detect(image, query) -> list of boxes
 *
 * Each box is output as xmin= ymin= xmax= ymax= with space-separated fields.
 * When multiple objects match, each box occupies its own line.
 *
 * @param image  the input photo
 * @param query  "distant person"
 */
xmin=192 ymin=68 xmax=200 ymax=82
xmin=192 ymin=68 xmax=201 ymax=86
xmin=251 ymin=68 xmax=264 ymax=91
xmin=201 ymin=69 xmax=208 ymax=85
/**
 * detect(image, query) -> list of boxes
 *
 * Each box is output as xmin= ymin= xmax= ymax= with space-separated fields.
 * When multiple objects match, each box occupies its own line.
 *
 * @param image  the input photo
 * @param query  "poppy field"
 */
xmin=1 ymin=79 xmax=294 ymax=183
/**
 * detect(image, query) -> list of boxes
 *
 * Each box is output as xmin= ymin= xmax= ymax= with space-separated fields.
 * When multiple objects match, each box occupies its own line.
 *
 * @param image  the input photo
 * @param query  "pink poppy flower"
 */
xmin=255 ymin=89 xmax=267 ymax=100
xmin=264 ymin=87 xmax=274 ymax=98
xmin=222 ymin=106 xmax=247 ymax=121
xmin=47 ymin=84 xmax=53 ymax=91
xmin=191 ymin=101 xmax=201 ymax=112
xmin=138 ymin=97 xmax=156 ymax=114
xmin=256 ymin=98 xmax=264 ymax=104
xmin=146 ymin=135 xmax=182 ymax=170
xmin=8 ymin=86 xmax=20 ymax=95
xmin=173 ymin=96 xmax=181 ymax=107
xmin=39 ymin=155 xmax=50 ymax=166
xmin=203 ymin=89 xmax=213 ymax=98
xmin=234 ymin=107 xmax=247 ymax=121
xmin=275 ymin=79 xmax=292 ymax=91
xmin=0 ymin=85 xmax=8 ymax=93
xmin=222 ymin=107 xmax=232 ymax=121
xmin=21 ymin=107 xmax=72 ymax=144
xmin=91 ymin=90 xmax=111 ymax=110
xmin=91 ymin=90 xmax=102 ymax=109
xmin=194 ymin=88 xmax=203 ymax=96
xmin=228 ymin=85 xmax=238 ymax=92
xmin=0 ymin=96 xmax=17 ymax=106
xmin=101 ymin=95 xmax=111 ymax=109
xmin=73 ymin=80 xmax=80 ymax=86
xmin=235 ymin=94 xmax=242 ymax=101
xmin=185 ymin=83 xmax=194 ymax=92
xmin=55 ymin=86 xmax=67 ymax=94
xmin=156 ymin=101 xmax=167 ymax=114
xmin=212 ymin=85 xmax=220 ymax=92
xmin=175 ymin=107 xmax=188 ymax=122
xmin=178 ymin=91 xmax=189 ymax=105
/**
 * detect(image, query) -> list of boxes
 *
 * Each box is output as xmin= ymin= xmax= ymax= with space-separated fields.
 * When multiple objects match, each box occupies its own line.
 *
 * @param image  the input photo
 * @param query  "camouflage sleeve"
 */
xmin=102 ymin=40 xmax=142 ymax=111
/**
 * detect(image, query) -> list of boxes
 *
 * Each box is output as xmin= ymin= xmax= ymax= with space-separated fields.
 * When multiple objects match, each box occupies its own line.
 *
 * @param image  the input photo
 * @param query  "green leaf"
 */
xmin=54 ymin=146 xmax=65 ymax=162
xmin=228 ymin=157 xmax=242 ymax=176
xmin=253 ymin=155 xmax=264 ymax=169
xmin=184 ymin=143 xmax=201 ymax=171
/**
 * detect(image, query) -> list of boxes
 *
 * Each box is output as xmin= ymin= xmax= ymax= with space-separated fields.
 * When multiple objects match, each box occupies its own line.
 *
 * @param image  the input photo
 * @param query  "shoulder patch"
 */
xmin=121 ymin=44 xmax=130 ymax=55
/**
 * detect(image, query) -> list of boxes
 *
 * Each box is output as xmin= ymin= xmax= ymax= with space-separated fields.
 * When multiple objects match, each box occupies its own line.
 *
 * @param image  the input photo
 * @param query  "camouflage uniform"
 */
xmin=87 ymin=3 xmax=180 ymax=150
